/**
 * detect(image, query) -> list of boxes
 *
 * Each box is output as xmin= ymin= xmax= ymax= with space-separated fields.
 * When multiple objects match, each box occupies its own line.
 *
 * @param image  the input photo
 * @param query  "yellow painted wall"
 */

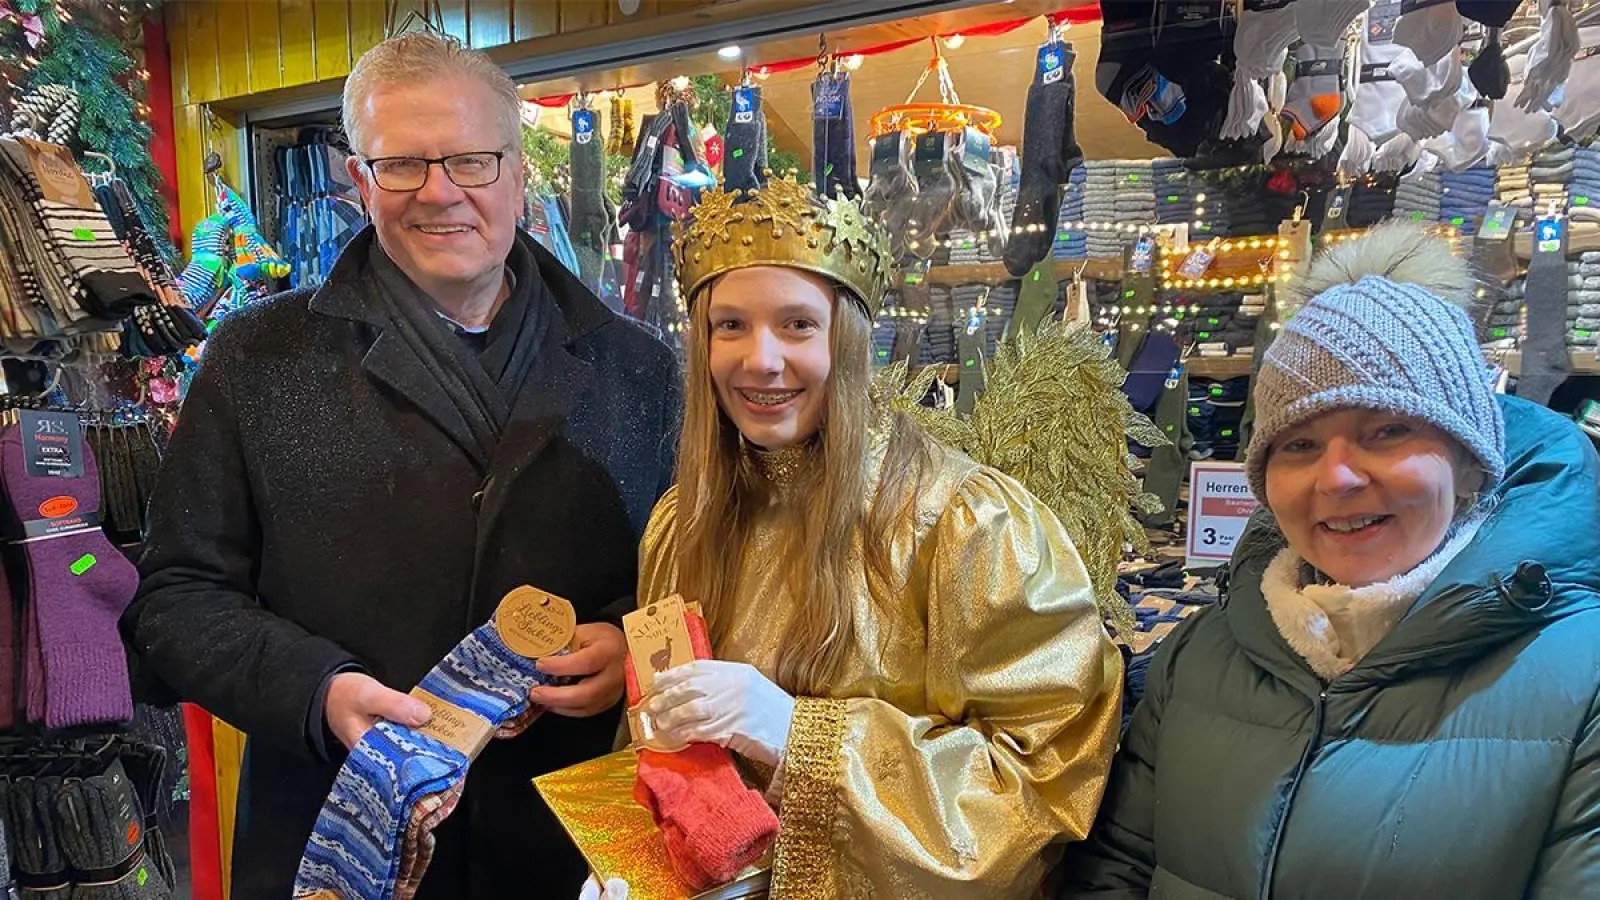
xmin=166 ymin=0 xmax=716 ymax=253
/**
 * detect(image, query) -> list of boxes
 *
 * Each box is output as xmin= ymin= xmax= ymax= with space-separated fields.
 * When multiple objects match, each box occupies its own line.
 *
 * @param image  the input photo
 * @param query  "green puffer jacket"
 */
xmin=1060 ymin=395 xmax=1600 ymax=900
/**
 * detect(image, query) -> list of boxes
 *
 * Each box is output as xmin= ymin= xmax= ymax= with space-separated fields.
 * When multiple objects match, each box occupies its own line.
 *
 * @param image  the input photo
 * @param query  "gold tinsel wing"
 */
xmin=877 ymin=321 xmax=1168 ymax=635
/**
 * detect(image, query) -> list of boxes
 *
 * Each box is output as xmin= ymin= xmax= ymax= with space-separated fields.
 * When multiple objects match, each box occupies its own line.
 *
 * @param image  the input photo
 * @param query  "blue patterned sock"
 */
xmin=294 ymin=622 xmax=563 ymax=899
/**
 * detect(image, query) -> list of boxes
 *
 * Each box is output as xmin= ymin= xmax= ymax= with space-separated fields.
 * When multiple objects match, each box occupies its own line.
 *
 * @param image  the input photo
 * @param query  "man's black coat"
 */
xmin=124 ymin=229 xmax=681 ymax=897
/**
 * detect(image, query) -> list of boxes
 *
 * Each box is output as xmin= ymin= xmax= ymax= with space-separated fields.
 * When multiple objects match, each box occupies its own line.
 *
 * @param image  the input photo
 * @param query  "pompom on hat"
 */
xmin=1244 ymin=221 xmax=1506 ymax=502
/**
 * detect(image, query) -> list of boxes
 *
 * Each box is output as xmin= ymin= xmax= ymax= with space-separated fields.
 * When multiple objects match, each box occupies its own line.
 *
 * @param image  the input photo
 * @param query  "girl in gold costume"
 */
xmin=603 ymin=177 xmax=1122 ymax=899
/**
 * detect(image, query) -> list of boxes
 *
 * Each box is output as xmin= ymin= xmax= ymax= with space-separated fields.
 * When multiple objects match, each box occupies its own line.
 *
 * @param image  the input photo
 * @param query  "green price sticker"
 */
xmin=72 ymin=227 xmax=94 ymax=242
xmin=70 ymin=554 xmax=97 ymax=576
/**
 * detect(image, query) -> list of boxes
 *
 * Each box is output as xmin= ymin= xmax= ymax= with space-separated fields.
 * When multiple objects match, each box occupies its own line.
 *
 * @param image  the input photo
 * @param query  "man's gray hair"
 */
xmin=342 ymin=31 xmax=522 ymax=158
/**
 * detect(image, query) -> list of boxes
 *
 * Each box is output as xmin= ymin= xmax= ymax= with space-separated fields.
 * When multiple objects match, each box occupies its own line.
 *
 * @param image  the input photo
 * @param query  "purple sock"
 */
xmin=0 ymin=559 xmax=13 ymax=730
xmin=0 ymin=428 xmax=137 ymax=728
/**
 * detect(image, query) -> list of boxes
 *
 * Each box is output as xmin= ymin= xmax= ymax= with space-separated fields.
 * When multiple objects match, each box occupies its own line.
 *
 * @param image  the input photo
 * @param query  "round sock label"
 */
xmin=39 ymin=496 xmax=77 ymax=519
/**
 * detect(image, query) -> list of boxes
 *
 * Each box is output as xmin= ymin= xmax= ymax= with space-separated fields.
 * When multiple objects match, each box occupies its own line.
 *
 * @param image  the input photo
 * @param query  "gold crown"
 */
xmin=673 ymin=174 xmax=896 ymax=318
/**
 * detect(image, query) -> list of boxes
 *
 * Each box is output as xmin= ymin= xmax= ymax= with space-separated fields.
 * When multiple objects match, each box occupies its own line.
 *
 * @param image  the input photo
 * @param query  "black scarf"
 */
xmin=367 ymin=236 xmax=552 ymax=463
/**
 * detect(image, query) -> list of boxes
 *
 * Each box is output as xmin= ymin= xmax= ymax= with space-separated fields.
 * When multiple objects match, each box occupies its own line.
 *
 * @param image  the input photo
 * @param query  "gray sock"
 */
xmin=1517 ymin=226 xmax=1572 ymax=405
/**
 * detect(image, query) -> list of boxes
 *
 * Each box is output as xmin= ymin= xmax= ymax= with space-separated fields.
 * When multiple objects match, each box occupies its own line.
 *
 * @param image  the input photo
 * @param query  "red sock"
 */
xmin=635 ymin=745 xmax=777 ymax=888
xmin=628 ymin=608 xmax=779 ymax=887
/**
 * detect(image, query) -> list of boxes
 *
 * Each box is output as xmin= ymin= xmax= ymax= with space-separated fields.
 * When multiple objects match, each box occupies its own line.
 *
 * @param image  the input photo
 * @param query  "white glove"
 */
xmin=578 ymin=875 xmax=630 ymax=900
xmin=645 ymin=660 xmax=796 ymax=767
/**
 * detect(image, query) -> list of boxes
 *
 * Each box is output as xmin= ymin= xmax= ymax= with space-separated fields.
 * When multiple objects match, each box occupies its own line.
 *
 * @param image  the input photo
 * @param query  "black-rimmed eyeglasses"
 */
xmin=361 ymin=150 xmax=507 ymax=192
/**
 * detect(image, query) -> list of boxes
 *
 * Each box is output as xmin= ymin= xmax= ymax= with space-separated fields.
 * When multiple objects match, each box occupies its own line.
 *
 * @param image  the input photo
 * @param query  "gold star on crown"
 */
xmin=673 ymin=174 xmax=897 ymax=318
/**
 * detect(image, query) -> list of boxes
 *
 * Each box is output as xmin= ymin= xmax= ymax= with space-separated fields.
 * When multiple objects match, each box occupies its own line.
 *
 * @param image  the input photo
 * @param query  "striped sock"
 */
xmin=294 ymin=623 xmax=563 ymax=899
xmin=0 ymin=138 xmax=153 ymax=322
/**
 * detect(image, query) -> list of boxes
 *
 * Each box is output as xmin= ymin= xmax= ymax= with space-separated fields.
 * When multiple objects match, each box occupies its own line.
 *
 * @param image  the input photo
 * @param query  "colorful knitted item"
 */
xmin=178 ymin=213 xmax=231 ymax=312
xmin=293 ymin=621 xmax=563 ymax=899
xmin=218 ymin=183 xmax=289 ymax=281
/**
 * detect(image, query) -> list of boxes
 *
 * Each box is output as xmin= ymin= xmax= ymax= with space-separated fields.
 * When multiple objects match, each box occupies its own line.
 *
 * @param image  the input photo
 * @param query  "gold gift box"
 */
xmin=534 ymin=749 xmax=770 ymax=900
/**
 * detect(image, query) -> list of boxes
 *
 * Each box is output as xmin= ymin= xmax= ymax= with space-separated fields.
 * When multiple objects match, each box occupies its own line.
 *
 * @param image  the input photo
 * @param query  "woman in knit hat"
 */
xmin=1060 ymin=221 xmax=1600 ymax=898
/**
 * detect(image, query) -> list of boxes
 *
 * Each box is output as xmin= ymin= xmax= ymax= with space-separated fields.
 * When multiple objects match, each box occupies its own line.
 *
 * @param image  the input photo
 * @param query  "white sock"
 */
xmin=1424 ymin=102 xmax=1490 ymax=171
xmin=1490 ymin=51 xmax=1560 ymax=160
xmin=1517 ymin=0 xmax=1580 ymax=113
xmin=1554 ymin=25 xmax=1600 ymax=137
xmin=1387 ymin=45 xmax=1462 ymax=106
xmin=1376 ymin=132 xmax=1422 ymax=171
xmin=1223 ymin=1 xmax=1303 ymax=137
xmin=1351 ymin=19 xmax=1410 ymax=143
xmin=1393 ymin=0 xmax=1463 ymax=65
xmin=1339 ymin=125 xmax=1377 ymax=177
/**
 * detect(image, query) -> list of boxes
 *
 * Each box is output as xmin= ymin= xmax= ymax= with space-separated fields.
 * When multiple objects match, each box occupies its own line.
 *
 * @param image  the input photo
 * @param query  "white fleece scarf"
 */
xmin=1261 ymin=517 xmax=1484 ymax=681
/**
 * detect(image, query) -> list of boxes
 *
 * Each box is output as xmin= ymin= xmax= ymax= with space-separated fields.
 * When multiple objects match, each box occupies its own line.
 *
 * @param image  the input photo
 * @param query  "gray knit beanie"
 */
xmin=1244 ymin=222 xmax=1506 ymax=502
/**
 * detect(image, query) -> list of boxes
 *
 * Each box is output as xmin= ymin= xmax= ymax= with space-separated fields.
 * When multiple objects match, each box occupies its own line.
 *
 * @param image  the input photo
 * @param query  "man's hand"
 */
xmin=325 ymin=672 xmax=432 ymax=750
xmin=531 ymin=623 xmax=627 ymax=717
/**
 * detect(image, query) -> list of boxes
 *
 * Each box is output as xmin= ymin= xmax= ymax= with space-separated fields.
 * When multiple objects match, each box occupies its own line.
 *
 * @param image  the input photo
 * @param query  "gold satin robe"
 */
xmin=636 ymin=446 xmax=1123 ymax=899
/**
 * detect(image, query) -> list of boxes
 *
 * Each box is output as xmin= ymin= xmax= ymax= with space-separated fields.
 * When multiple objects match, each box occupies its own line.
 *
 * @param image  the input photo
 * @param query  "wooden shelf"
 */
xmin=1495 ymin=350 xmax=1600 ymax=375
xmin=1186 ymin=356 xmax=1255 ymax=379
xmin=923 ymin=258 xmax=1123 ymax=286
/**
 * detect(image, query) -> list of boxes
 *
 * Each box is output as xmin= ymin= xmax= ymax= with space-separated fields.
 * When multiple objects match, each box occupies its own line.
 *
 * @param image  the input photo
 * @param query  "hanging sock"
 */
xmin=1518 ymin=0 xmax=1581 ymax=113
xmin=568 ymin=104 xmax=610 ymax=292
xmin=1553 ymin=25 xmax=1600 ymax=138
xmin=1339 ymin=126 xmax=1377 ymax=178
xmin=0 ymin=426 xmax=138 ymax=730
xmin=1394 ymin=0 xmax=1464 ymax=65
xmin=1222 ymin=0 xmax=1302 ymax=140
xmin=1518 ymin=219 xmax=1572 ymax=404
xmin=1282 ymin=0 xmax=1371 ymax=142
xmin=295 ymin=607 xmax=568 ymax=899
xmin=1005 ymin=41 xmax=1082 ymax=276
xmin=722 ymin=85 xmax=768 ymax=193
xmin=811 ymin=69 xmax=860 ymax=200
xmin=218 ymin=183 xmax=289 ymax=283
xmin=862 ymin=131 xmax=919 ymax=259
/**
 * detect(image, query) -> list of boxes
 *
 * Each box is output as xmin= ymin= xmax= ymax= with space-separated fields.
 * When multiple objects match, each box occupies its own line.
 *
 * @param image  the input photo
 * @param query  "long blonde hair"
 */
xmin=675 ymin=274 xmax=930 ymax=696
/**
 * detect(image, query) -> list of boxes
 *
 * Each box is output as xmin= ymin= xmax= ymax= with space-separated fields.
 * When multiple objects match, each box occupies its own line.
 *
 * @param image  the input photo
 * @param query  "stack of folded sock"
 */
xmin=945 ymin=232 xmax=984 ymax=265
xmin=1187 ymin=376 xmax=1250 ymax=461
xmin=1114 ymin=161 xmax=1157 ymax=226
xmin=1083 ymin=161 xmax=1119 ymax=259
xmin=1222 ymin=186 xmax=1283 ymax=239
xmin=982 ymin=282 xmax=1020 ymax=358
xmin=922 ymin=285 xmax=958 ymax=365
xmin=1495 ymin=160 xmax=1531 ymax=222
xmin=1571 ymin=146 xmax=1600 ymax=221
xmin=1153 ymin=159 xmax=1196 ymax=227
xmin=1438 ymin=166 xmax=1496 ymax=236
xmin=870 ymin=314 xmax=898 ymax=366
xmin=1182 ymin=292 xmax=1261 ymax=354
xmin=1348 ymin=176 xmax=1398 ymax=227
xmin=1192 ymin=187 xmax=1228 ymax=241
xmin=1394 ymin=168 xmax=1443 ymax=224
xmin=1570 ymin=253 xmax=1600 ymax=351
xmin=1530 ymin=144 xmax=1573 ymax=211
xmin=1484 ymin=277 xmax=1522 ymax=349
xmin=1054 ymin=166 xmax=1088 ymax=260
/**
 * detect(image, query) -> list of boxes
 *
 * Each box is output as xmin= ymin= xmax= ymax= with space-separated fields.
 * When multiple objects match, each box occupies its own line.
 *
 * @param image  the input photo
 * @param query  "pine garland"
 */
xmin=2 ymin=0 xmax=173 ymax=262
xmin=26 ymin=10 xmax=172 ymax=260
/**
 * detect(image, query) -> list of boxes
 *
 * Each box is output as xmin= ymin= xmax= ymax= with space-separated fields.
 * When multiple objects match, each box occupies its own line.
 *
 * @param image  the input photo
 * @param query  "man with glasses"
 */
xmin=123 ymin=32 xmax=680 ymax=898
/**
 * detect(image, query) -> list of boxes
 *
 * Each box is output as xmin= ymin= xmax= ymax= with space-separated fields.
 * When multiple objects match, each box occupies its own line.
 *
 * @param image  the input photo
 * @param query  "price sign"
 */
xmin=1185 ymin=462 xmax=1259 ymax=568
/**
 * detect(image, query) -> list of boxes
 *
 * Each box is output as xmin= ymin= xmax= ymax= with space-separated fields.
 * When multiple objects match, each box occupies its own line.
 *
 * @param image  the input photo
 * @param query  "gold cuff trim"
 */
xmin=770 ymin=697 xmax=848 ymax=899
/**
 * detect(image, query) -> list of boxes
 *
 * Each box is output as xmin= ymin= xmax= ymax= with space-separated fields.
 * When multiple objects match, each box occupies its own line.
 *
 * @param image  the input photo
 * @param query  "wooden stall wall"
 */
xmin=165 ymin=0 xmax=714 ymax=254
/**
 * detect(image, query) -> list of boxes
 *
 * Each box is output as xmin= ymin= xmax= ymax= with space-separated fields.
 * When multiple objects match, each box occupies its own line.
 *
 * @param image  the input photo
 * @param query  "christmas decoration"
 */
xmin=1 ymin=0 xmax=172 ymax=263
